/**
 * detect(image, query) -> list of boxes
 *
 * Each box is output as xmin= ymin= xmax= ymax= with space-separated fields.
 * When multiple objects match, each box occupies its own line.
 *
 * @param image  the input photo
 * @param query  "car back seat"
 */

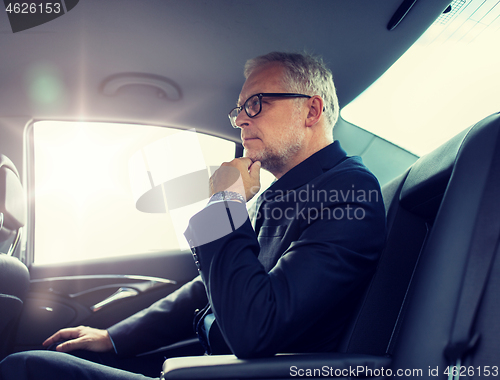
xmin=340 ymin=126 xmax=469 ymax=356
xmin=390 ymin=112 xmax=500 ymax=375
xmin=158 ymin=112 xmax=500 ymax=379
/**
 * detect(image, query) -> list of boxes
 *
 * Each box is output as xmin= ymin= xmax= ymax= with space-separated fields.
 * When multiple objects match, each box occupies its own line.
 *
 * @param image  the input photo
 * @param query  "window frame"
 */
xmin=24 ymin=120 xmax=243 ymax=267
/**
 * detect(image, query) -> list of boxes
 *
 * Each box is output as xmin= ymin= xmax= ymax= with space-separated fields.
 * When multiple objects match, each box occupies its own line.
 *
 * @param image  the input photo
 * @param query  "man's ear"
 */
xmin=305 ymin=96 xmax=324 ymax=127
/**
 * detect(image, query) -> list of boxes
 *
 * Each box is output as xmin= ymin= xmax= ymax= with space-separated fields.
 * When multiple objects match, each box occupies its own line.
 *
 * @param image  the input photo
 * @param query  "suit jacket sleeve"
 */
xmin=184 ymin=170 xmax=386 ymax=359
xmin=107 ymin=275 xmax=207 ymax=356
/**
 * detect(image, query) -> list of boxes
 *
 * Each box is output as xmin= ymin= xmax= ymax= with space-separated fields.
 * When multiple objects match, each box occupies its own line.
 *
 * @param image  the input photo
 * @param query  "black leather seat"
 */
xmin=0 ymin=155 xmax=29 ymax=360
xmin=339 ymin=124 xmax=470 ymax=356
xmin=337 ymin=112 xmax=500 ymax=373
xmin=390 ymin=112 xmax=500 ymax=372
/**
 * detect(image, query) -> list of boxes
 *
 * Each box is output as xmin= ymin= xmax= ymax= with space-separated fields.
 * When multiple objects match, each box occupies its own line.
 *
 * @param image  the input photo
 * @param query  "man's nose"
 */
xmin=235 ymin=109 xmax=250 ymax=129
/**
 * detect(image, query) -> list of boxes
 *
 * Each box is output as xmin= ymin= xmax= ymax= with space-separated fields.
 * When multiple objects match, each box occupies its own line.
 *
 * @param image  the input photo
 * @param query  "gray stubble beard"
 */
xmin=244 ymin=114 xmax=305 ymax=174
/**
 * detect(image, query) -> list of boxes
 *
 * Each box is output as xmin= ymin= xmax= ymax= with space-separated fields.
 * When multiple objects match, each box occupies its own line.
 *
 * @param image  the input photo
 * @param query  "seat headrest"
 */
xmin=399 ymin=127 xmax=469 ymax=219
xmin=0 ymin=155 xmax=26 ymax=242
xmin=400 ymin=112 xmax=500 ymax=220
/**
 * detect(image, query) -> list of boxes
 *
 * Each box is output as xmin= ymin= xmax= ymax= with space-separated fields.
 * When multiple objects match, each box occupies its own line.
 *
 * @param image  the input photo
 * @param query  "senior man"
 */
xmin=0 ymin=52 xmax=386 ymax=380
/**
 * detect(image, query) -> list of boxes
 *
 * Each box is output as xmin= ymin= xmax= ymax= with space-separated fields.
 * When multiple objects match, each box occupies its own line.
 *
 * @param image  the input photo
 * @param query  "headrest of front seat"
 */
xmin=399 ymin=127 xmax=470 ymax=220
xmin=400 ymin=112 xmax=500 ymax=220
xmin=0 ymin=155 xmax=26 ymax=242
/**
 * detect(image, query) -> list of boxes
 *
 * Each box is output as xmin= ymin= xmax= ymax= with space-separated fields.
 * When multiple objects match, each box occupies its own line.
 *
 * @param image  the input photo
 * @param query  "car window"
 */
xmin=30 ymin=121 xmax=236 ymax=265
xmin=342 ymin=0 xmax=500 ymax=156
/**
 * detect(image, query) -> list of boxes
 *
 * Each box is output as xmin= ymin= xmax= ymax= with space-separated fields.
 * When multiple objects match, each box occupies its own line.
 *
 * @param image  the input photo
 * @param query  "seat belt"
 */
xmin=444 ymin=127 xmax=500 ymax=380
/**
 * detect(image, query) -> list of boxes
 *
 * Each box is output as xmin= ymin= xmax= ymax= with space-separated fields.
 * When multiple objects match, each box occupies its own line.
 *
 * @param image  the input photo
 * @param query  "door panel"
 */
xmin=15 ymin=250 xmax=198 ymax=351
xmin=17 ymin=122 xmax=236 ymax=353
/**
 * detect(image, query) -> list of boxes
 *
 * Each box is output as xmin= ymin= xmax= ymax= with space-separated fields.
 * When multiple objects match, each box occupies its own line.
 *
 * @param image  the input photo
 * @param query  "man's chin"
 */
xmin=243 ymin=149 xmax=262 ymax=162
xmin=244 ymin=149 xmax=282 ymax=172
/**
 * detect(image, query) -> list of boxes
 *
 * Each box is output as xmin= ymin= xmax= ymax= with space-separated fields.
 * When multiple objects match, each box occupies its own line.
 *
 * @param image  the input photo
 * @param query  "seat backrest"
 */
xmin=0 ymin=292 xmax=24 ymax=359
xmin=390 ymin=112 xmax=500 ymax=371
xmin=338 ymin=121 xmax=471 ymax=355
xmin=0 ymin=154 xmax=29 ymax=359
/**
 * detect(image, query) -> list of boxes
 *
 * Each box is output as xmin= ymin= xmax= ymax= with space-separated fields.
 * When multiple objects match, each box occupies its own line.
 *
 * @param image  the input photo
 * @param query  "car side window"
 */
xmin=29 ymin=121 xmax=236 ymax=265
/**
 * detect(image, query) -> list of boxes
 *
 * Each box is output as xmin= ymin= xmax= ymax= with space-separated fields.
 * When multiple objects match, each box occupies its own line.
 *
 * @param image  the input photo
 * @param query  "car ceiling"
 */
xmin=0 ymin=0 xmax=451 ymax=142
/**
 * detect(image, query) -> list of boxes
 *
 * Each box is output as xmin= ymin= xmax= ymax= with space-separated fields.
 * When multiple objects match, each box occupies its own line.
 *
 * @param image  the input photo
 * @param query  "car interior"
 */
xmin=1 ymin=0 xmax=500 ymax=379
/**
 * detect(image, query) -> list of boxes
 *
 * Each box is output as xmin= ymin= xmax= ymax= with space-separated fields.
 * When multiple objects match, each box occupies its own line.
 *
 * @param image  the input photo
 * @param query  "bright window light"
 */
xmin=342 ymin=0 xmax=500 ymax=156
xmin=32 ymin=121 xmax=236 ymax=265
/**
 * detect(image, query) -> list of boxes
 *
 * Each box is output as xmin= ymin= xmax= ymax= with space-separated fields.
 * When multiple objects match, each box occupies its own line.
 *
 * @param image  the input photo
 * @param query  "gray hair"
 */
xmin=244 ymin=52 xmax=339 ymax=130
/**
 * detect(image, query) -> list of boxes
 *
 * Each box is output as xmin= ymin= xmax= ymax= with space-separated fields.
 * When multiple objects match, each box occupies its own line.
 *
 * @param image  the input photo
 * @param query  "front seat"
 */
xmin=0 ymin=154 xmax=29 ymax=360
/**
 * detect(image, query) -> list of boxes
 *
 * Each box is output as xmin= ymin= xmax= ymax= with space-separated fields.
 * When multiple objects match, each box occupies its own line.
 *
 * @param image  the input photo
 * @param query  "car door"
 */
xmin=13 ymin=120 xmax=239 ymax=353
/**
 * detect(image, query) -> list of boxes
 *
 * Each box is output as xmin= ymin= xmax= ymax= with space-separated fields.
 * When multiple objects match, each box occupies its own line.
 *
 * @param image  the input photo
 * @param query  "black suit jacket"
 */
xmin=109 ymin=142 xmax=386 ymax=358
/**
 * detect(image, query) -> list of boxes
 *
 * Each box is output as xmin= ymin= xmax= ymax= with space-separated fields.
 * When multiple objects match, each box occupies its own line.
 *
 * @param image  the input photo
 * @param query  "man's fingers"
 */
xmin=249 ymin=161 xmax=261 ymax=179
xmin=43 ymin=327 xmax=81 ymax=347
xmin=43 ymin=326 xmax=113 ymax=353
xmin=210 ymin=157 xmax=261 ymax=200
xmin=232 ymin=157 xmax=253 ymax=169
xmin=42 ymin=334 xmax=56 ymax=347
xmin=55 ymin=337 xmax=85 ymax=353
xmin=219 ymin=165 xmax=241 ymax=183
xmin=210 ymin=163 xmax=247 ymax=196
xmin=247 ymin=161 xmax=261 ymax=199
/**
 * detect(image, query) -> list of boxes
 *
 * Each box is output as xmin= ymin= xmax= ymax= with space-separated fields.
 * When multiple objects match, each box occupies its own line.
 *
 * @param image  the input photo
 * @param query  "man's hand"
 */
xmin=42 ymin=326 xmax=114 ymax=353
xmin=210 ymin=158 xmax=261 ymax=201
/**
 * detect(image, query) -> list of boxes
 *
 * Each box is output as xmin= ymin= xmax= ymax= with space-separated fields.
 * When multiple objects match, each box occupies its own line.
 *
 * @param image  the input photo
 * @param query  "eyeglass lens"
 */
xmin=229 ymin=94 xmax=261 ymax=127
xmin=245 ymin=95 xmax=261 ymax=117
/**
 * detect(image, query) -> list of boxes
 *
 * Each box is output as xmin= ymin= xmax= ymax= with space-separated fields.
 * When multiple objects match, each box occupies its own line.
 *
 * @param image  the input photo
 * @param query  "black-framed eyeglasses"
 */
xmin=228 ymin=93 xmax=311 ymax=128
